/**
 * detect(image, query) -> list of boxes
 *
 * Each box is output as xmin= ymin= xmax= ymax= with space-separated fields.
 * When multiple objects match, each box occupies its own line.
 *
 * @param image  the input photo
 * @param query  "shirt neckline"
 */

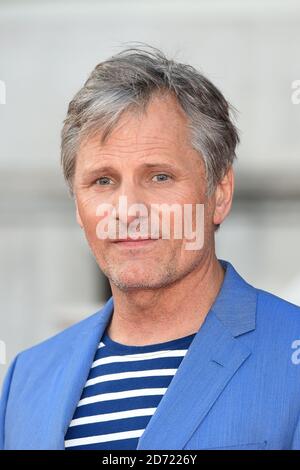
xmin=101 ymin=329 xmax=197 ymax=353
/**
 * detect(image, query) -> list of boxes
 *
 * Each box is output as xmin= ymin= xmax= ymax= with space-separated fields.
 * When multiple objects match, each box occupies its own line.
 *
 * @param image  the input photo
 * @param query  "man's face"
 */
xmin=73 ymin=93 xmax=217 ymax=291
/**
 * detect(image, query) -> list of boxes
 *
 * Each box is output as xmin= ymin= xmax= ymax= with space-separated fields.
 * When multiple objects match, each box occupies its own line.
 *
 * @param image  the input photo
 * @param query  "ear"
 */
xmin=74 ymin=196 xmax=83 ymax=229
xmin=213 ymin=166 xmax=235 ymax=226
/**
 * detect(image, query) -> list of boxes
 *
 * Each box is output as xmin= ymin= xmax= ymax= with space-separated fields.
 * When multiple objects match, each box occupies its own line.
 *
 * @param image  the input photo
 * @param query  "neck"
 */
xmin=106 ymin=252 xmax=225 ymax=346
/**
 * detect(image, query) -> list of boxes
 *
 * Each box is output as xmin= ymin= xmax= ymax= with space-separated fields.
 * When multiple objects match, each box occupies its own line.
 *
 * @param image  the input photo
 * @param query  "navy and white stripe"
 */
xmin=64 ymin=330 xmax=196 ymax=450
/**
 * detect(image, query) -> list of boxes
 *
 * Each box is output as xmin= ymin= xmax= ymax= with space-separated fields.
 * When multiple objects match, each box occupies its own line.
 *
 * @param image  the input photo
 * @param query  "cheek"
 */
xmin=204 ymin=197 xmax=216 ymax=225
xmin=77 ymin=196 xmax=103 ymax=239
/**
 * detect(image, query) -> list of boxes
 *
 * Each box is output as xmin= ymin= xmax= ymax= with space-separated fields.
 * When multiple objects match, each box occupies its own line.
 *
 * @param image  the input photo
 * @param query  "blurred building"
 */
xmin=0 ymin=0 xmax=300 ymax=384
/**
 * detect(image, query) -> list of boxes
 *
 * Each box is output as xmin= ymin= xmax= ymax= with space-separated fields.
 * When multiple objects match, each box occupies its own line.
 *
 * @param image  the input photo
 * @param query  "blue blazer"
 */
xmin=1 ymin=259 xmax=300 ymax=450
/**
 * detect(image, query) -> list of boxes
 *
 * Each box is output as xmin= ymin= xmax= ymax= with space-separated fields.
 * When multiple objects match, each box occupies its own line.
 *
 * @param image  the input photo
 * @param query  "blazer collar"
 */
xmin=212 ymin=258 xmax=256 ymax=337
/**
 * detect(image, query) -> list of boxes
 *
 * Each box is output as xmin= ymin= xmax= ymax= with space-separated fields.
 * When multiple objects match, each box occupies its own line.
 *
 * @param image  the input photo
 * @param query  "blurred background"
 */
xmin=0 ymin=0 xmax=300 ymax=384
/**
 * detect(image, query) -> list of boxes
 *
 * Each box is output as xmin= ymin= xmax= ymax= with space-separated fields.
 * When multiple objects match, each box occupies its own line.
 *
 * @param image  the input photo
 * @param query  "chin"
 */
xmin=108 ymin=269 xmax=169 ymax=291
xmin=111 ymin=274 xmax=156 ymax=290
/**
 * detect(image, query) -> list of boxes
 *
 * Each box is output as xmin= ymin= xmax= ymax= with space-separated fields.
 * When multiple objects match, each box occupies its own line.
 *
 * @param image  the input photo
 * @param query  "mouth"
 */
xmin=112 ymin=237 xmax=159 ymax=248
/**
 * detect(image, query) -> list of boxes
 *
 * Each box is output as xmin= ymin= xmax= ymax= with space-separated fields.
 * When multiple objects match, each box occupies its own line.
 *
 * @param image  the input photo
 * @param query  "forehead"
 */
xmin=76 ymin=93 xmax=196 ymax=168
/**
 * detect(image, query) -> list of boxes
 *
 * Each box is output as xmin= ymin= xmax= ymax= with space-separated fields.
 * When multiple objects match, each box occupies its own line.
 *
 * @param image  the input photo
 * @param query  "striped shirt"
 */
xmin=64 ymin=329 xmax=196 ymax=450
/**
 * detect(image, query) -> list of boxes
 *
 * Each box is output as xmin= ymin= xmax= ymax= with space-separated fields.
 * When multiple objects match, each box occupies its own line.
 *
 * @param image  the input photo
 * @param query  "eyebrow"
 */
xmin=82 ymin=166 xmax=116 ymax=179
xmin=142 ymin=163 xmax=176 ymax=170
xmin=82 ymin=162 xmax=178 ymax=178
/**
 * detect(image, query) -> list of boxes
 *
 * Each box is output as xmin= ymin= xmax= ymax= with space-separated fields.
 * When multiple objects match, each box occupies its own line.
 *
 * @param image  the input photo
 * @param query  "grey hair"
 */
xmin=61 ymin=42 xmax=239 ymax=201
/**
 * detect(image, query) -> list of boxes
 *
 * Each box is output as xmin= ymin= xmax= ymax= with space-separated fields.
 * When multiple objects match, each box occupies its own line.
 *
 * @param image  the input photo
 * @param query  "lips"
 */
xmin=113 ymin=237 xmax=156 ymax=242
xmin=112 ymin=237 xmax=159 ymax=248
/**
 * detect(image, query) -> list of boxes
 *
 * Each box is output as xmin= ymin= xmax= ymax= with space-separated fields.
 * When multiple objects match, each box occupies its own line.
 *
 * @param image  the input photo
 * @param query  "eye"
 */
xmin=95 ymin=176 xmax=113 ymax=185
xmin=152 ymin=173 xmax=172 ymax=183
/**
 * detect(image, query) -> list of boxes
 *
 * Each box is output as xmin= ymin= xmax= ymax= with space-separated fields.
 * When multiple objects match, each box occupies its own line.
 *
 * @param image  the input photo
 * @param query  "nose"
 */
xmin=112 ymin=180 xmax=148 ymax=226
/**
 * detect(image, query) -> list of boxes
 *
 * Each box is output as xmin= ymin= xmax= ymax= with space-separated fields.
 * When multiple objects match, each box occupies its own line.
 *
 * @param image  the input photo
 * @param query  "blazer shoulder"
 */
xmin=17 ymin=306 xmax=105 ymax=361
xmin=256 ymin=287 xmax=300 ymax=328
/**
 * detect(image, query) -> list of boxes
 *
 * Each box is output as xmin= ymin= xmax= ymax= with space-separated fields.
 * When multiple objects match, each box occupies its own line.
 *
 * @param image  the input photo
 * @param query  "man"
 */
xmin=1 ymin=45 xmax=300 ymax=450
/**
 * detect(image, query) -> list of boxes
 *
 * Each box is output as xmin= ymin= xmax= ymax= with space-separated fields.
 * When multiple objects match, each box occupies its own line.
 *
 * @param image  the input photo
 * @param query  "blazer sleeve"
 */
xmin=0 ymin=354 xmax=19 ymax=450
xmin=292 ymin=411 xmax=300 ymax=450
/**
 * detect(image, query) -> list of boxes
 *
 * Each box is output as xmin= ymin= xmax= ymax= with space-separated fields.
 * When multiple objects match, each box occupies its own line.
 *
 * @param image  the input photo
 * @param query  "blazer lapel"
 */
xmin=137 ymin=312 xmax=251 ymax=450
xmin=137 ymin=259 xmax=257 ymax=450
xmin=40 ymin=297 xmax=114 ymax=449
